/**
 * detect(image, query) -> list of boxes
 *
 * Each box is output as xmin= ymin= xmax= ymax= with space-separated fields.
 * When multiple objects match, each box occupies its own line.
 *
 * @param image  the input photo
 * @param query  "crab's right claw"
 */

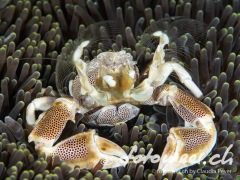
xmin=43 ymin=130 xmax=128 ymax=170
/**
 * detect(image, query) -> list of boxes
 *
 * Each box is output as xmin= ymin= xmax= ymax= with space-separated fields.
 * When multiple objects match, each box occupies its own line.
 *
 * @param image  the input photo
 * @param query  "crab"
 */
xmin=26 ymin=19 xmax=217 ymax=174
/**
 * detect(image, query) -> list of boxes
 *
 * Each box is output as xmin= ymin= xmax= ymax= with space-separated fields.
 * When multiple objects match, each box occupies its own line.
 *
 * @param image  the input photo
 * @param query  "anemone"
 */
xmin=0 ymin=0 xmax=239 ymax=179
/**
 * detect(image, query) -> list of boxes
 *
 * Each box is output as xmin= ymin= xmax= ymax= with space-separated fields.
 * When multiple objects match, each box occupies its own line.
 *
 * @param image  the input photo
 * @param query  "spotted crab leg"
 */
xmin=42 ymin=130 xmax=128 ymax=169
xmin=154 ymin=85 xmax=216 ymax=174
xmin=28 ymin=97 xmax=84 ymax=152
xmin=26 ymin=96 xmax=57 ymax=128
xmin=27 ymin=97 xmax=128 ymax=169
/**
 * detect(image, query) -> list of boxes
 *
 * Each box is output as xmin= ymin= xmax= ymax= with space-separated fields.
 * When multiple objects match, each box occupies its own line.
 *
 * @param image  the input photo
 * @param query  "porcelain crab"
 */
xmin=26 ymin=19 xmax=217 ymax=174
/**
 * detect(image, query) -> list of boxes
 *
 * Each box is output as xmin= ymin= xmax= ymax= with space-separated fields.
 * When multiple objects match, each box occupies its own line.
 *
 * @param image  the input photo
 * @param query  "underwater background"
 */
xmin=0 ymin=0 xmax=239 ymax=179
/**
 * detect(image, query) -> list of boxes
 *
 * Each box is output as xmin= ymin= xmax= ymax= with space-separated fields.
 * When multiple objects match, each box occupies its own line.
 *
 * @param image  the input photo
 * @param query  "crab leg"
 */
xmin=154 ymin=85 xmax=216 ymax=174
xmin=153 ymin=61 xmax=203 ymax=98
xmin=27 ymin=97 xmax=128 ymax=169
xmin=28 ymin=97 xmax=88 ymax=153
xmin=148 ymin=31 xmax=203 ymax=99
xmin=26 ymin=97 xmax=57 ymax=128
xmin=43 ymin=130 xmax=128 ymax=169
xmin=72 ymin=41 xmax=108 ymax=105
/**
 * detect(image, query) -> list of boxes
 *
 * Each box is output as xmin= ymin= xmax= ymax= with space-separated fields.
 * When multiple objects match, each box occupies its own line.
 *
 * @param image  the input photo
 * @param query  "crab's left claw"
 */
xmin=158 ymin=126 xmax=216 ymax=174
xmin=155 ymin=85 xmax=217 ymax=174
xmin=42 ymin=130 xmax=128 ymax=169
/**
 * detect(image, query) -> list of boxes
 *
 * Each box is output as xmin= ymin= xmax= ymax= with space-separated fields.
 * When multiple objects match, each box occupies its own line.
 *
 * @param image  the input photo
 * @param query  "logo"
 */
xmin=100 ymin=144 xmax=234 ymax=169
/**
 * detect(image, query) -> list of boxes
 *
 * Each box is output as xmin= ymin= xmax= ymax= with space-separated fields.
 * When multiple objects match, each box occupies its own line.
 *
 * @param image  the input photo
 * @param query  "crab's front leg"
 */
xmin=27 ymin=97 xmax=86 ymax=153
xmin=153 ymin=85 xmax=216 ymax=174
xmin=27 ymin=97 xmax=128 ymax=169
xmin=44 ymin=130 xmax=128 ymax=169
xmin=26 ymin=96 xmax=57 ymax=129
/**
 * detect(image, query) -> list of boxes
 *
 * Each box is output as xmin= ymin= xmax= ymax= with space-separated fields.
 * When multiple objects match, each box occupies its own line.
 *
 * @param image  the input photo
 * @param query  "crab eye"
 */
xmin=128 ymin=70 xmax=135 ymax=79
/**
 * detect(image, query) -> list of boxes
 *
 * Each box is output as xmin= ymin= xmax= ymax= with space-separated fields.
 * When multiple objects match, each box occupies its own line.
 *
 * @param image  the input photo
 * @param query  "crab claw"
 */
xmin=155 ymin=85 xmax=216 ymax=174
xmin=158 ymin=125 xmax=216 ymax=174
xmin=28 ymin=97 xmax=87 ymax=153
xmin=42 ymin=130 xmax=128 ymax=169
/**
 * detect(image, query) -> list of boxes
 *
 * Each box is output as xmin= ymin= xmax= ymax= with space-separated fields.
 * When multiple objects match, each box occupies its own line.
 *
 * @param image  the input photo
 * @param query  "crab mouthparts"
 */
xmin=98 ymin=66 xmax=136 ymax=100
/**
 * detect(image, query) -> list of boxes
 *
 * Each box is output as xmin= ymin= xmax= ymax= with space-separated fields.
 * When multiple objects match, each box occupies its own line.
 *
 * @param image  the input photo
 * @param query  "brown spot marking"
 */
xmin=175 ymin=89 xmax=213 ymax=118
xmin=101 ymin=147 xmax=106 ymax=151
xmin=179 ymin=128 xmax=211 ymax=152
xmin=32 ymin=105 xmax=74 ymax=141
xmin=52 ymin=137 xmax=88 ymax=160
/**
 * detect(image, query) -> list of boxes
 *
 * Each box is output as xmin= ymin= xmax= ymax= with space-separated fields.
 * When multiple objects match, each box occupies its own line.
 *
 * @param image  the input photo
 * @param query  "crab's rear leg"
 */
xmin=153 ymin=85 xmax=216 ymax=174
